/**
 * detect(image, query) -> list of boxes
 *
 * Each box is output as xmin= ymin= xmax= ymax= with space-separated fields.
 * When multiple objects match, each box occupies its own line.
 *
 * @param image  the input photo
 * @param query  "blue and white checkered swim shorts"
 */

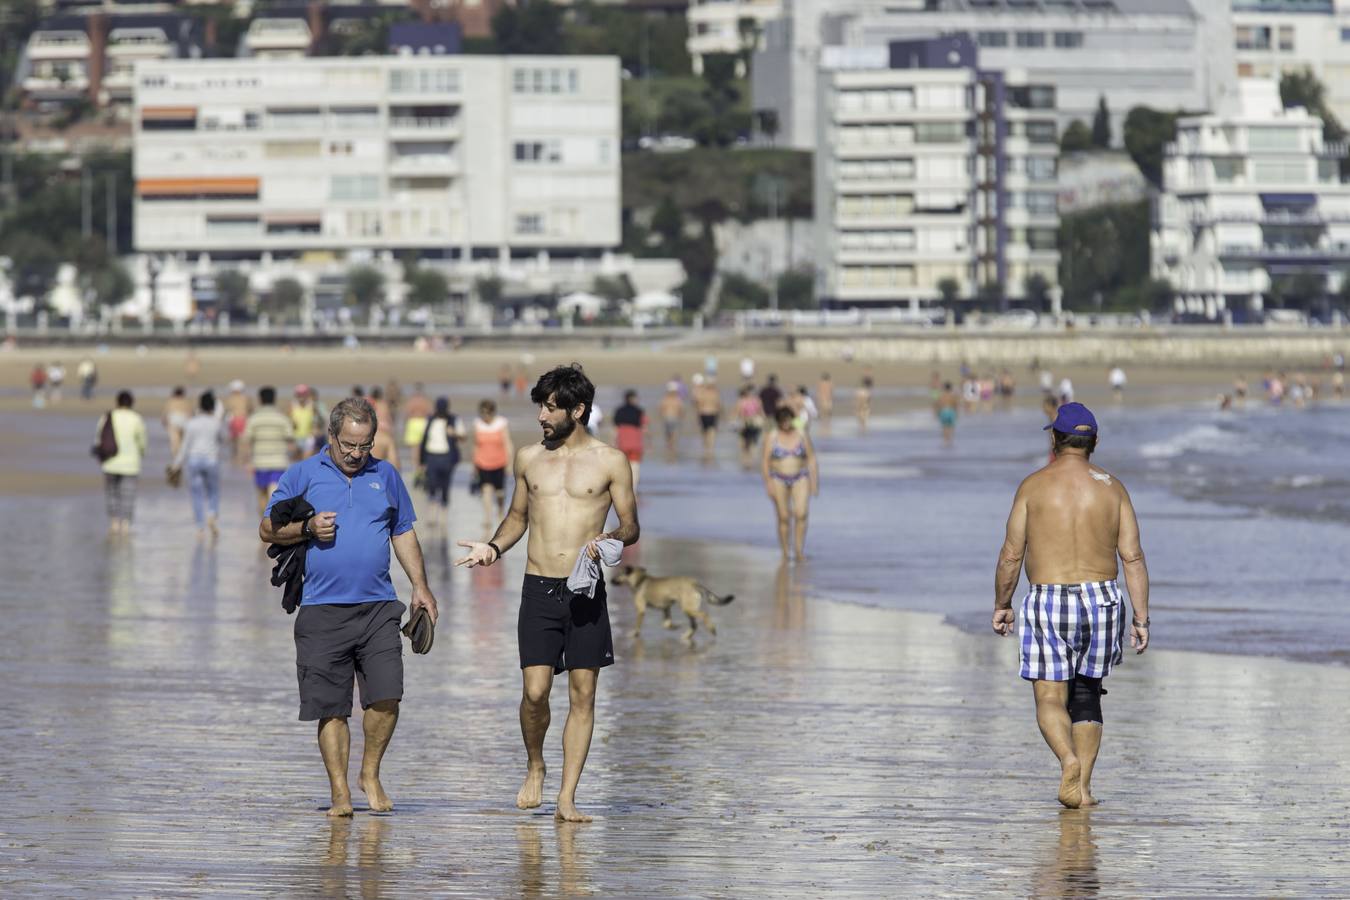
xmin=1019 ymin=580 xmax=1127 ymax=681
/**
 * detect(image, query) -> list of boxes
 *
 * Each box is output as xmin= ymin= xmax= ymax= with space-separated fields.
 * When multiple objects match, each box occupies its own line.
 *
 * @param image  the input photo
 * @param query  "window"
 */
xmin=1015 ymin=31 xmax=1046 ymax=48
xmin=1052 ymin=31 xmax=1083 ymax=48
xmin=512 ymin=67 xmax=580 ymax=95
xmin=514 ymin=140 xmax=562 ymax=163
xmin=1248 ymin=126 xmax=1300 ymax=151
xmin=1278 ymin=25 xmax=1294 ymax=52
xmin=1235 ymin=25 xmax=1271 ymax=50
xmin=1027 ymin=227 xmax=1057 ymax=250
xmin=1025 ymin=121 xmax=1057 ymax=144
xmin=330 ymin=175 xmax=379 ymax=201
xmin=516 ymin=213 xmax=544 ymax=235
xmin=1214 ymin=159 xmax=1242 ymax=182
xmin=977 ymin=31 xmax=1008 ymax=47
xmin=1342 ymin=27 xmax=1350 ymax=41
xmin=1025 ymin=191 xmax=1058 ymax=215
xmin=1026 ymin=156 xmax=1057 ymax=181
xmin=1253 ymin=160 xmax=1307 ymax=183
xmin=1009 ymin=85 xmax=1055 ymax=109
xmin=265 ymin=140 xmax=320 ymax=159
xmin=915 ymin=122 xmax=966 ymax=143
xmin=331 ymin=106 xmax=380 ymax=130
xmin=390 ymin=68 xmax=459 ymax=94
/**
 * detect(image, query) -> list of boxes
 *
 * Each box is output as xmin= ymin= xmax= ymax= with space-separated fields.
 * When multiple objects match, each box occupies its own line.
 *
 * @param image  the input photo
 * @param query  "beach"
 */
xmin=3 ymin=346 xmax=1350 ymax=895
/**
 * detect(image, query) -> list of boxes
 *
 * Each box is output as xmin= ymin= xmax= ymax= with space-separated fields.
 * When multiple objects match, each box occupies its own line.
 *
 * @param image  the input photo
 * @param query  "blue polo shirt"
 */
xmin=266 ymin=448 xmax=416 ymax=606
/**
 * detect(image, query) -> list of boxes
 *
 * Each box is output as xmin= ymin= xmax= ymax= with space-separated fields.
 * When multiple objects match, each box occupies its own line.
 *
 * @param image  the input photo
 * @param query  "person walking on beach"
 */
xmin=735 ymin=385 xmax=765 ymax=469
xmin=290 ymin=386 xmax=318 ymax=459
xmin=658 ymin=383 xmax=684 ymax=458
xmin=223 ymin=380 xmax=252 ymax=464
xmin=1108 ymin=366 xmax=1127 ymax=403
xmin=46 ymin=361 xmax=65 ymax=405
xmin=762 ymin=406 xmax=818 ymax=562
xmin=402 ymin=383 xmax=432 ymax=466
xmin=418 ymin=397 xmax=463 ymax=533
xmin=29 ymin=363 xmax=47 ymax=408
xmin=77 ymin=357 xmax=98 ymax=401
xmin=171 ymin=390 xmax=226 ymax=538
xmin=935 ymin=382 xmax=958 ymax=447
xmin=244 ymin=386 xmax=295 ymax=515
xmin=455 ymin=365 xmax=639 ymax=823
xmin=163 ymin=386 xmax=192 ymax=459
xmin=854 ymin=376 xmax=873 ymax=432
xmin=472 ymin=399 xmax=513 ymax=531
xmin=991 ymin=402 xmax=1150 ymax=809
xmin=694 ymin=377 xmax=722 ymax=460
xmin=259 ymin=397 xmax=438 ymax=818
xmin=817 ymin=373 xmax=834 ymax=429
xmin=612 ymin=389 xmax=647 ymax=490
xmin=97 ymin=391 xmax=148 ymax=535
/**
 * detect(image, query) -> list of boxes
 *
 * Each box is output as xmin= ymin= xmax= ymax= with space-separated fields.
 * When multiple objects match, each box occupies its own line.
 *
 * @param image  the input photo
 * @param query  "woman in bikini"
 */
xmin=761 ymin=405 xmax=819 ymax=562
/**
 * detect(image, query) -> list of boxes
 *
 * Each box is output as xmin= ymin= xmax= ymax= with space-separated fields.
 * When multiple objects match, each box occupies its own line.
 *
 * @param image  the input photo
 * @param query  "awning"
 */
xmin=137 ymin=177 xmax=259 ymax=197
xmin=140 ymin=106 xmax=197 ymax=120
xmin=1260 ymin=193 xmax=1316 ymax=207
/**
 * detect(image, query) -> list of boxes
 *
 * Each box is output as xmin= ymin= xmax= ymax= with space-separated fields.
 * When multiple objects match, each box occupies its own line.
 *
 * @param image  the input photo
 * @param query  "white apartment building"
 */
xmin=754 ymin=0 xmax=1237 ymax=151
xmin=22 ymin=27 xmax=92 ymax=102
xmin=1153 ymin=80 xmax=1350 ymax=313
xmin=687 ymin=0 xmax=782 ymax=74
xmin=133 ymin=55 xmax=621 ymax=259
xmin=816 ymin=36 xmax=1059 ymax=309
xmin=1231 ymin=0 xmax=1350 ymax=128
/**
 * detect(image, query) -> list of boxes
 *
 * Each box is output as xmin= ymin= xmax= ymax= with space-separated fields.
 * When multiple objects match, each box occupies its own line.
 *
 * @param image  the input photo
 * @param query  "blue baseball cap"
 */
xmin=1044 ymin=402 xmax=1098 ymax=436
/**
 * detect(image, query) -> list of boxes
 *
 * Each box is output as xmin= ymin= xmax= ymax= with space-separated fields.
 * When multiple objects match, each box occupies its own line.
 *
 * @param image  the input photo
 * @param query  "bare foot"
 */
xmin=554 ymin=798 xmax=593 ymax=823
xmin=208 ymin=516 xmax=219 ymax=538
xmin=517 ymin=764 xmax=546 ymax=810
xmin=1058 ymin=759 xmax=1083 ymax=809
xmin=1080 ymin=793 xmax=1099 ymax=808
xmin=358 ymin=774 xmax=393 ymax=812
xmin=327 ymin=792 xmax=354 ymax=818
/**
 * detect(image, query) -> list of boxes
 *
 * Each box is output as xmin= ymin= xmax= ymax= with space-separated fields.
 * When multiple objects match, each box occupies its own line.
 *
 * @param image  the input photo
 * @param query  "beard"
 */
xmin=543 ymin=416 xmax=578 ymax=442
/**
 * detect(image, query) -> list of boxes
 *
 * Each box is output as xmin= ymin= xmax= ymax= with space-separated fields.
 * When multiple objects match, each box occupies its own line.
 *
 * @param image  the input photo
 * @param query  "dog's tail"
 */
xmin=706 ymin=591 xmax=735 ymax=606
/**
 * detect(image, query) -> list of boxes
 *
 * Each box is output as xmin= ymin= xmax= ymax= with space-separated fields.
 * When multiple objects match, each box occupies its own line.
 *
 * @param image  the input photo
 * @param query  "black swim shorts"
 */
xmin=518 ymin=575 xmax=614 ymax=674
xmin=294 ymin=600 xmax=405 ymax=721
xmin=475 ymin=466 xmax=506 ymax=492
xmin=698 ymin=414 xmax=718 ymax=432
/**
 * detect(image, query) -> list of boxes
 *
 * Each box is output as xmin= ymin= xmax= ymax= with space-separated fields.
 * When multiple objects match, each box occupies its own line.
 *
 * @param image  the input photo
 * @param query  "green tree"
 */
xmin=977 ymin=280 xmax=1003 ymax=310
xmin=345 ymin=265 xmax=385 ymax=309
xmin=6 ymin=232 xmax=60 ymax=298
xmin=407 ymin=268 xmax=449 ymax=307
xmin=1059 ymin=200 xmax=1151 ymax=309
xmin=89 ymin=260 xmax=132 ymax=307
xmin=1091 ymin=96 xmax=1112 ymax=148
xmin=937 ymin=277 xmax=961 ymax=308
xmin=266 ymin=278 xmax=305 ymax=320
xmin=1060 ymin=120 xmax=1093 ymax=153
xmin=214 ymin=270 xmax=251 ymax=317
xmin=697 ymin=53 xmax=750 ymax=147
xmin=776 ymin=268 xmax=815 ymax=309
xmin=756 ymin=109 xmax=779 ymax=145
xmin=1024 ymin=272 xmax=1051 ymax=309
xmin=321 ymin=14 xmax=404 ymax=57
xmin=492 ymin=2 xmax=565 ymax=55
xmin=1280 ymin=68 xmax=1347 ymax=141
xmin=651 ymin=195 xmax=684 ymax=249
xmin=475 ymin=276 xmax=503 ymax=306
xmin=718 ymin=272 xmax=769 ymax=310
xmin=593 ymin=274 xmax=635 ymax=302
xmin=1123 ymin=106 xmax=1179 ymax=187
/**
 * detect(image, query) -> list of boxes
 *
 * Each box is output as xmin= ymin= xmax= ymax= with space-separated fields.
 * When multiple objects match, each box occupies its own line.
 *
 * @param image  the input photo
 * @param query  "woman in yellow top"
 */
xmin=289 ymin=385 xmax=317 ymax=458
xmin=97 ymin=390 xmax=148 ymax=535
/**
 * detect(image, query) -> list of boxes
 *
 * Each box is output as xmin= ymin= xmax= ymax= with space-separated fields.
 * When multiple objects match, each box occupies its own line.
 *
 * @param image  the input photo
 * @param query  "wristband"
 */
xmin=1132 ymin=617 xmax=1150 ymax=629
xmin=301 ymin=517 xmax=313 ymax=539
xmin=487 ymin=541 xmax=502 ymax=562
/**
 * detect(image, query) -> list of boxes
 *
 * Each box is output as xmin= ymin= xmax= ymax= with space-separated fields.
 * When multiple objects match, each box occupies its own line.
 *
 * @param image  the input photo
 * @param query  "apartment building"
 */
xmin=754 ymin=0 xmax=1236 ymax=151
xmin=1153 ymin=80 xmax=1350 ymax=314
xmin=687 ymin=0 xmax=781 ymax=74
xmin=132 ymin=56 xmax=621 ymax=259
xmin=1231 ymin=0 xmax=1350 ymax=127
xmin=816 ymin=35 xmax=1059 ymax=310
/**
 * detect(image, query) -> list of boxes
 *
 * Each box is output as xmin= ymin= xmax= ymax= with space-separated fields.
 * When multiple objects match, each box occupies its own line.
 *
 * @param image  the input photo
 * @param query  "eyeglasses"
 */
xmin=335 ymin=438 xmax=374 ymax=456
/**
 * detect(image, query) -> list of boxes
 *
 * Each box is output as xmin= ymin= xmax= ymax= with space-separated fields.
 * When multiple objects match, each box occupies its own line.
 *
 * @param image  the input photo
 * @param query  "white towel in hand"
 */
xmin=566 ymin=538 xmax=623 ymax=599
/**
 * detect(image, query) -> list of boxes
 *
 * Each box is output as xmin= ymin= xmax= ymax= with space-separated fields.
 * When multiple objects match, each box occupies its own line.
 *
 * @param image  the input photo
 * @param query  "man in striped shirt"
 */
xmin=244 ymin=386 xmax=296 ymax=515
xmin=992 ymin=403 xmax=1150 ymax=809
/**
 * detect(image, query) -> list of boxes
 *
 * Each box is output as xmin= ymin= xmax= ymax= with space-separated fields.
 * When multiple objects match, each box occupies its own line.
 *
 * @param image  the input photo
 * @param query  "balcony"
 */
xmin=26 ymin=31 xmax=91 ymax=61
xmin=388 ymin=117 xmax=459 ymax=139
xmin=243 ymin=19 xmax=310 ymax=56
xmin=388 ymin=154 xmax=459 ymax=175
xmin=1218 ymin=243 xmax=1350 ymax=260
xmin=1319 ymin=142 xmax=1349 ymax=158
xmin=106 ymin=28 xmax=172 ymax=59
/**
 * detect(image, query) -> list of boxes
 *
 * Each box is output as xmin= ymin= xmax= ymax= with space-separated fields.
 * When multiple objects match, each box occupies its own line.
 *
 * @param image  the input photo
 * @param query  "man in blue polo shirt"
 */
xmin=260 ymin=397 xmax=438 ymax=818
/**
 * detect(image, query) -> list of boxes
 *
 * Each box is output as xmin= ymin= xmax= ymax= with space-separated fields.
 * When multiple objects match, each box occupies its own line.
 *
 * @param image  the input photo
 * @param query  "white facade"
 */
xmin=1153 ymin=80 xmax=1350 ymax=310
xmin=1231 ymin=0 xmax=1350 ymax=129
xmin=753 ymin=0 xmax=1237 ymax=151
xmin=816 ymin=42 xmax=1060 ymax=308
xmin=22 ymin=28 xmax=92 ymax=100
xmin=133 ymin=56 xmax=621 ymax=258
xmin=687 ymin=0 xmax=782 ymax=73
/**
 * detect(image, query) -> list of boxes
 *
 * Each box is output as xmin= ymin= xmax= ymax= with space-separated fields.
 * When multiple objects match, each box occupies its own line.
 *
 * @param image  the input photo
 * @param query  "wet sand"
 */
xmin=2 ymin=457 xmax=1349 ymax=896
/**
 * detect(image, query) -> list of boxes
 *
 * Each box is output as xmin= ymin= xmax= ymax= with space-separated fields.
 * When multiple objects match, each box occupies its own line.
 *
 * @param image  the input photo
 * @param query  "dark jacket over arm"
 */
xmin=267 ymin=497 xmax=316 ymax=614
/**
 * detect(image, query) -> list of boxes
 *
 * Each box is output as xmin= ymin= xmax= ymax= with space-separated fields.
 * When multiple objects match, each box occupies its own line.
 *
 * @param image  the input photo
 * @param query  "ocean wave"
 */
xmin=1137 ymin=423 xmax=1252 ymax=460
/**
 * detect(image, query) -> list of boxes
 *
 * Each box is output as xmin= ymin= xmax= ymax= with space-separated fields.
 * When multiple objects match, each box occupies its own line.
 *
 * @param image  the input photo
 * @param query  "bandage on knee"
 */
xmin=1068 ymin=675 xmax=1103 ymax=725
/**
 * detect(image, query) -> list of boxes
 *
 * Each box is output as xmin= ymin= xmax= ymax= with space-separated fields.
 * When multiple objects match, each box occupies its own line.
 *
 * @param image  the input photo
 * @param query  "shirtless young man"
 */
xmin=992 ymin=403 xmax=1150 ymax=809
xmin=456 ymin=364 xmax=639 ymax=823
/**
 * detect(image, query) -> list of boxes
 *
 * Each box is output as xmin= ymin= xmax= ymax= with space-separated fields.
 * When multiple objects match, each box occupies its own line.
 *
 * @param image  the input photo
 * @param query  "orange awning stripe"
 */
xmin=140 ymin=106 xmax=198 ymax=120
xmin=137 ymin=177 xmax=260 ymax=197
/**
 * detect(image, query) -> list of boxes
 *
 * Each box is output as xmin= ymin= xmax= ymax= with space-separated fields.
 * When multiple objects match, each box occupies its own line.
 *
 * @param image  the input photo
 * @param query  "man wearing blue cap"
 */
xmin=991 ymin=402 xmax=1150 ymax=809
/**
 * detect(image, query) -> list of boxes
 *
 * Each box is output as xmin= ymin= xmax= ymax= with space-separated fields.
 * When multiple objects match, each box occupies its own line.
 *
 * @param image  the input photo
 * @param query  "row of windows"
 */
xmin=512 ymin=67 xmax=580 ymax=95
xmin=839 ymin=230 xmax=918 ymax=251
xmin=390 ymin=68 xmax=460 ymax=94
xmin=1008 ymin=191 xmax=1058 ymax=215
xmin=1011 ymin=227 xmax=1059 ymax=251
xmin=977 ymin=31 xmax=1082 ymax=49
xmin=1008 ymin=156 xmax=1058 ymax=181
xmin=1236 ymin=25 xmax=1294 ymax=52
xmin=839 ymin=266 xmax=916 ymax=289
xmin=837 ymin=122 xmax=969 ymax=147
xmin=514 ymin=140 xmax=562 ymax=163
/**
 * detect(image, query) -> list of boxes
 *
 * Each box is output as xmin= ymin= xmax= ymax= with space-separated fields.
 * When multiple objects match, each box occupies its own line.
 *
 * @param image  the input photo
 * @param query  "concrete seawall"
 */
xmin=786 ymin=328 xmax=1350 ymax=366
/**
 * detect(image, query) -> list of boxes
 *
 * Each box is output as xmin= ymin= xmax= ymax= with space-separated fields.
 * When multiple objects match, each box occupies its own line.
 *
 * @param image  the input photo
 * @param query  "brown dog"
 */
xmin=610 ymin=565 xmax=734 ymax=643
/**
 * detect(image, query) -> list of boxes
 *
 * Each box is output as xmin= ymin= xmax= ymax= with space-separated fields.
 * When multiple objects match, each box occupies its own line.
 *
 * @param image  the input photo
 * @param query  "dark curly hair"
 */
xmin=530 ymin=363 xmax=595 ymax=424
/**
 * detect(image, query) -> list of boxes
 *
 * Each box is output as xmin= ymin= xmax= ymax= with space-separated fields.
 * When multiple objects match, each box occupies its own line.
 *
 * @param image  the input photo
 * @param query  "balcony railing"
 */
xmin=1219 ymin=243 xmax=1350 ymax=259
xmin=389 ymin=117 xmax=456 ymax=131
